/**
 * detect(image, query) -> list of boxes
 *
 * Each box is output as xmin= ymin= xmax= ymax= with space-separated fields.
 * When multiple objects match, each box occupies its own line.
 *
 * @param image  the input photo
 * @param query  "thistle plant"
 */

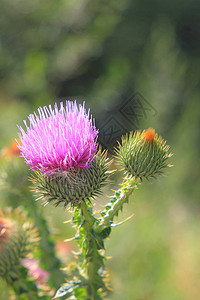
xmin=1 ymin=100 xmax=172 ymax=299
xmin=0 ymin=207 xmax=49 ymax=299
xmin=0 ymin=140 xmax=65 ymax=290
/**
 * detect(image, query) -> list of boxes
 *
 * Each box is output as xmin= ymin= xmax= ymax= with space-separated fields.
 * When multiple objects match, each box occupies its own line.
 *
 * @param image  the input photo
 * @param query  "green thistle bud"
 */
xmin=0 ymin=207 xmax=39 ymax=282
xmin=116 ymin=128 xmax=172 ymax=180
xmin=31 ymin=148 xmax=111 ymax=207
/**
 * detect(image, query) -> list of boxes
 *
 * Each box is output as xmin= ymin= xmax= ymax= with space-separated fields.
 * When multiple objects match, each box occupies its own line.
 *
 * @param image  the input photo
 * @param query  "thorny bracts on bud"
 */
xmin=0 ymin=207 xmax=39 ymax=282
xmin=116 ymin=128 xmax=172 ymax=180
xmin=31 ymin=148 xmax=111 ymax=208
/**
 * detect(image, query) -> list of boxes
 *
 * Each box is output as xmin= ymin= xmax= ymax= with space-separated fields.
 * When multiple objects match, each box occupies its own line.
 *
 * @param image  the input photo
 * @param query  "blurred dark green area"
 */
xmin=0 ymin=0 xmax=200 ymax=299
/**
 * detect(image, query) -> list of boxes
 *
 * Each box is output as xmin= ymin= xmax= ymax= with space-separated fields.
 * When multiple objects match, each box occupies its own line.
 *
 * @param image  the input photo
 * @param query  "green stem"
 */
xmin=80 ymin=201 xmax=104 ymax=300
xmin=96 ymin=176 xmax=139 ymax=233
xmin=69 ymin=177 xmax=139 ymax=299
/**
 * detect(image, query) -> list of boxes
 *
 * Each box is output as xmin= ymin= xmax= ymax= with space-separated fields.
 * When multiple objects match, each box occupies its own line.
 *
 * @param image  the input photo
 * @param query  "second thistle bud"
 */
xmin=116 ymin=128 xmax=172 ymax=180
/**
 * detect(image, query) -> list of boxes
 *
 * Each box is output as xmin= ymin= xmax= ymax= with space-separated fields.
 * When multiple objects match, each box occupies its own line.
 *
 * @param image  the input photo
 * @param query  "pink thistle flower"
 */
xmin=21 ymin=258 xmax=49 ymax=285
xmin=17 ymin=101 xmax=98 ymax=175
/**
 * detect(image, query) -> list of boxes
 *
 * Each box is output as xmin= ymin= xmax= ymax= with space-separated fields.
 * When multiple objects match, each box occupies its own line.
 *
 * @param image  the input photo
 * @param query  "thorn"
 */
xmin=64 ymin=236 xmax=77 ymax=242
xmin=63 ymin=219 xmax=71 ymax=224
xmin=111 ymin=213 xmax=134 ymax=227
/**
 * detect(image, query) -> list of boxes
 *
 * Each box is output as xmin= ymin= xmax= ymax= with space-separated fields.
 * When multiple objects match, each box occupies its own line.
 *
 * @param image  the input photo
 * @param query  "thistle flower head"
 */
xmin=17 ymin=101 xmax=98 ymax=175
xmin=17 ymin=101 xmax=111 ymax=207
xmin=116 ymin=128 xmax=172 ymax=180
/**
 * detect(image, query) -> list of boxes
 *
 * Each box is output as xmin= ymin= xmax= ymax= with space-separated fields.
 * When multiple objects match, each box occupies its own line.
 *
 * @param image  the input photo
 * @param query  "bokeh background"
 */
xmin=0 ymin=0 xmax=200 ymax=299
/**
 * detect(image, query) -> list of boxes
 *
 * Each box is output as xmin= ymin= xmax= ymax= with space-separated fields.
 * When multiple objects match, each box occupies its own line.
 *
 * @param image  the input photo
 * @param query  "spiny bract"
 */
xmin=116 ymin=129 xmax=172 ymax=180
xmin=31 ymin=148 xmax=111 ymax=208
xmin=0 ymin=207 xmax=39 ymax=281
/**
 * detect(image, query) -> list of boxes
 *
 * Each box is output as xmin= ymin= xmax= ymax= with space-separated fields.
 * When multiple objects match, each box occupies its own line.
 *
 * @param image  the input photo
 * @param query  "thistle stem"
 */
xmin=96 ymin=176 xmax=139 ymax=233
xmin=78 ymin=177 xmax=139 ymax=299
xmin=80 ymin=201 xmax=104 ymax=300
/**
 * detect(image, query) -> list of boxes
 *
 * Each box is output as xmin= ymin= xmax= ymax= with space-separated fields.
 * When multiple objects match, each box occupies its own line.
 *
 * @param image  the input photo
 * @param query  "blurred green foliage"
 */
xmin=0 ymin=0 xmax=200 ymax=299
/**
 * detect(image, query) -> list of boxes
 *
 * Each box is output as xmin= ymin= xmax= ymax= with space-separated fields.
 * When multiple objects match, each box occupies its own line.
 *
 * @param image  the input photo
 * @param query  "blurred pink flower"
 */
xmin=55 ymin=240 xmax=73 ymax=263
xmin=21 ymin=258 xmax=49 ymax=285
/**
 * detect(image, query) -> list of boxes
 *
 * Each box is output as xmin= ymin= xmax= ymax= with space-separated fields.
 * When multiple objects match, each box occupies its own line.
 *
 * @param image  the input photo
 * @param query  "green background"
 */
xmin=0 ymin=0 xmax=200 ymax=299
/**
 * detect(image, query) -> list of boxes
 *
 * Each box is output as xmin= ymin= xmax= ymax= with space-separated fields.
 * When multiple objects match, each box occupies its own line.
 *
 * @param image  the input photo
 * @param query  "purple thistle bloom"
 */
xmin=21 ymin=258 xmax=49 ymax=285
xmin=17 ymin=101 xmax=98 ymax=175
